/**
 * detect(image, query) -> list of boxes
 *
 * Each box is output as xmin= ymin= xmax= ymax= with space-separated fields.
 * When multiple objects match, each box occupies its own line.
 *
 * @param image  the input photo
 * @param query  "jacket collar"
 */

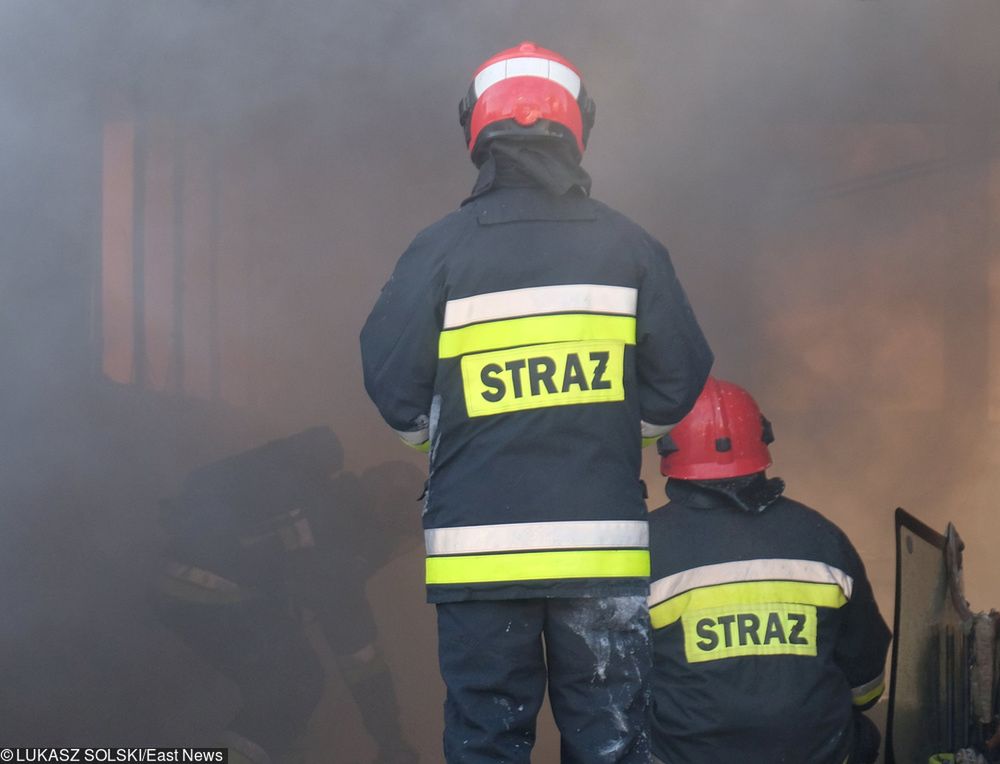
xmin=665 ymin=474 xmax=785 ymax=514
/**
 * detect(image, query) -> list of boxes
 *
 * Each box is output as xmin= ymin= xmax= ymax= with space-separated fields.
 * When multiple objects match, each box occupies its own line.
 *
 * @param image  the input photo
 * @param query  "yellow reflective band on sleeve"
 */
xmin=682 ymin=603 xmax=817 ymax=663
xmin=426 ymin=549 xmax=650 ymax=585
xmin=394 ymin=426 xmax=429 ymax=452
xmin=852 ymin=680 xmax=885 ymax=707
xmin=461 ymin=340 xmax=625 ymax=417
xmin=649 ymin=580 xmax=847 ymax=629
xmin=438 ymin=313 xmax=636 ymax=359
xmin=404 ymin=438 xmax=430 ymax=453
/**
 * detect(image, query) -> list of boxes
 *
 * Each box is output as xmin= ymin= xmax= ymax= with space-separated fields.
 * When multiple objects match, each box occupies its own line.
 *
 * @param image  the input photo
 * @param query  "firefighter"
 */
xmin=360 ymin=41 xmax=713 ymax=763
xmin=155 ymin=427 xmax=420 ymax=764
xmin=647 ymin=378 xmax=891 ymax=764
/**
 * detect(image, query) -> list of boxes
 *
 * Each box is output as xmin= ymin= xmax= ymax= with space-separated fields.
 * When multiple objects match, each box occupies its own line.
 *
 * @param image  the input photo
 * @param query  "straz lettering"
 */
xmin=462 ymin=340 xmax=625 ymax=417
xmin=682 ymin=603 xmax=817 ymax=663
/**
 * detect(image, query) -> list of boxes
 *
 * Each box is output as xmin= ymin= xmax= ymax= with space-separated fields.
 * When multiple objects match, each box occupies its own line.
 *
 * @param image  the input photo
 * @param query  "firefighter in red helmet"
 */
xmin=646 ymin=377 xmax=890 ymax=764
xmin=361 ymin=41 xmax=713 ymax=763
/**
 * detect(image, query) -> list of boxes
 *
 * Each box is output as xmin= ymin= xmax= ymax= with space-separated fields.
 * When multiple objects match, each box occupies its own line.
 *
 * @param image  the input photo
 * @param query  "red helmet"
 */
xmin=459 ymin=41 xmax=596 ymax=164
xmin=659 ymin=377 xmax=774 ymax=480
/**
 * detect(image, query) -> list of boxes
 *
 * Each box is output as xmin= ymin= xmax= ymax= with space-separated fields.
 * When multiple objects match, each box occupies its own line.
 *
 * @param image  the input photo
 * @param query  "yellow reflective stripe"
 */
xmin=394 ymin=426 xmax=429 ymax=449
xmin=438 ymin=314 xmax=636 ymax=359
xmin=649 ymin=580 xmax=847 ymax=629
xmin=426 ymin=549 xmax=650 ymax=585
xmin=852 ymin=680 xmax=885 ymax=707
xmin=850 ymin=671 xmax=886 ymax=704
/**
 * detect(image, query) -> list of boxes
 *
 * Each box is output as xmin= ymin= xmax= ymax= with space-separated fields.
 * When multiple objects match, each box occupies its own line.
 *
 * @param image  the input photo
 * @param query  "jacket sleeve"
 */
xmin=835 ymin=535 xmax=892 ymax=711
xmin=634 ymin=233 xmax=714 ymax=429
xmin=360 ymin=230 xmax=447 ymax=444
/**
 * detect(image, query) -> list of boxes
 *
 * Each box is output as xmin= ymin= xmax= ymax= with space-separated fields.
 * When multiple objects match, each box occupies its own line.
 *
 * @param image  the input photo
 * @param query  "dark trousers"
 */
xmin=437 ymin=596 xmax=652 ymax=764
xmin=157 ymin=597 xmax=324 ymax=757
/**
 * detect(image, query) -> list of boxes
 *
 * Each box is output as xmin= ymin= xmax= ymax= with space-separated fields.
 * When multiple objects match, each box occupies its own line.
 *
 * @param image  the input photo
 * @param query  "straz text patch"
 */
xmin=461 ymin=340 xmax=625 ymax=417
xmin=681 ymin=603 xmax=818 ymax=663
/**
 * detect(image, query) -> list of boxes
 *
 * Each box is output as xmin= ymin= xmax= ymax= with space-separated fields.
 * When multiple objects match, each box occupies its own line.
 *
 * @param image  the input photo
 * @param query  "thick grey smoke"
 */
xmin=1 ymin=0 xmax=997 ymax=758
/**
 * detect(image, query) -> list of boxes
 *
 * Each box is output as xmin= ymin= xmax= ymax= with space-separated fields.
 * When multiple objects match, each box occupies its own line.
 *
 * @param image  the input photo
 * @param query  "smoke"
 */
xmin=1 ymin=0 xmax=997 ymax=756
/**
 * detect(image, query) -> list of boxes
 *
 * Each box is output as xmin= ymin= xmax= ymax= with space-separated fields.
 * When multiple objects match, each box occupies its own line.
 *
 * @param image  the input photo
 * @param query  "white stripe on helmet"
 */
xmin=474 ymin=56 xmax=582 ymax=100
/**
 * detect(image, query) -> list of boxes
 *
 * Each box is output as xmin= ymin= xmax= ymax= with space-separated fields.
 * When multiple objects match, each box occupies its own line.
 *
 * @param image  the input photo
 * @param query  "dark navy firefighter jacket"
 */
xmin=647 ymin=479 xmax=891 ymax=763
xmin=361 ymin=185 xmax=713 ymax=603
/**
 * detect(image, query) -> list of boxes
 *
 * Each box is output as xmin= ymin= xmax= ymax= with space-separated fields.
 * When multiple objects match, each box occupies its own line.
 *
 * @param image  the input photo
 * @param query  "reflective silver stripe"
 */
xmin=164 ymin=561 xmax=242 ymax=594
xmin=474 ymin=56 xmax=581 ymax=99
xmin=641 ymin=420 xmax=674 ymax=438
xmin=443 ymin=284 xmax=637 ymax=329
xmin=394 ymin=425 xmax=429 ymax=446
xmin=425 ymin=520 xmax=648 ymax=556
xmin=852 ymin=671 xmax=885 ymax=700
xmin=277 ymin=517 xmax=315 ymax=551
xmin=649 ymin=558 xmax=854 ymax=606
